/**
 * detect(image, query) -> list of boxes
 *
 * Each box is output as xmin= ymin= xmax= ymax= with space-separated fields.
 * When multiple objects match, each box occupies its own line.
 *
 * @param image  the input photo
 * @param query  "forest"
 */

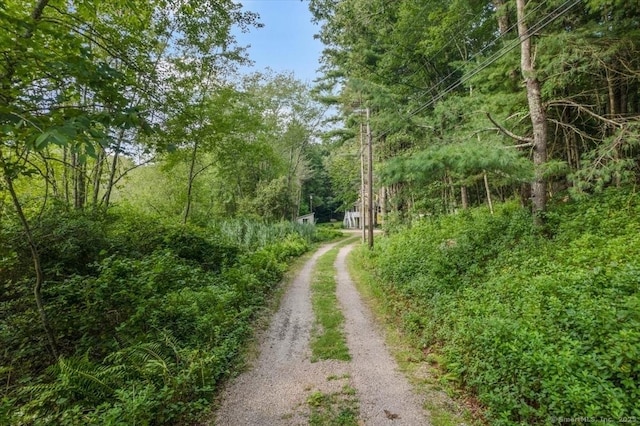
xmin=0 ymin=1 xmax=341 ymax=424
xmin=1 ymin=0 xmax=639 ymax=424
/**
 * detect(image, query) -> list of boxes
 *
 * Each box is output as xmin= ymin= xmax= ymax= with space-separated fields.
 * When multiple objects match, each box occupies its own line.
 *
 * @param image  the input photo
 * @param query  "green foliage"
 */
xmin=249 ymin=176 xmax=291 ymax=221
xmin=215 ymin=217 xmax=338 ymax=249
xmin=0 ymin=1 xmax=345 ymax=424
xmin=0 ymin=206 xmax=327 ymax=424
xmin=355 ymin=189 xmax=640 ymax=424
xmin=313 ymin=0 xmax=640 ymax=219
xmin=569 ymin=126 xmax=640 ymax=197
xmin=382 ymin=139 xmax=534 ymax=189
xmin=313 ymin=226 xmax=344 ymax=242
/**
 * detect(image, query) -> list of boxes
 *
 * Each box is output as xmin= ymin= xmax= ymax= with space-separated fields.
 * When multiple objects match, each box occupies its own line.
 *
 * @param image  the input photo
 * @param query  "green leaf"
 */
xmin=84 ymin=142 xmax=96 ymax=158
xmin=51 ymin=130 xmax=69 ymax=146
xmin=35 ymin=131 xmax=52 ymax=149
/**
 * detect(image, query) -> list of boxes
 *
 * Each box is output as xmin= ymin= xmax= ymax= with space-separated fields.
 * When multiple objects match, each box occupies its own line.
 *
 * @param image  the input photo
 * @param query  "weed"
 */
xmin=352 ymin=189 xmax=640 ymax=424
xmin=307 ymin=387 xmax=359 ymax=426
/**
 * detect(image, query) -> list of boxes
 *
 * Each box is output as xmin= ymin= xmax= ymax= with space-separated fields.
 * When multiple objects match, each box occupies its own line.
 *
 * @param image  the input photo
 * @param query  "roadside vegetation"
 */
xmin=0 ymin=208 xmax=340 ymax=425
xmin=0 ymin=2 xmax=342 ymax=424
xmin=352 ymin=188 xmax=640 ymax=425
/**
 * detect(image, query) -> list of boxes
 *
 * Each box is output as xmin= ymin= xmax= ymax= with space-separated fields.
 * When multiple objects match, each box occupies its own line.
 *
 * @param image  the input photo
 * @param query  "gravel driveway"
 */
xmin=213 ymin=242 xmax=430 ymax=425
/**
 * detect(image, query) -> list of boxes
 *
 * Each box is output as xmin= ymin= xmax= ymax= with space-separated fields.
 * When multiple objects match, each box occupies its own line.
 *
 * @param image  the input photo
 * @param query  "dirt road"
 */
xmin=213 ymin=242 xmax=430 ymax=425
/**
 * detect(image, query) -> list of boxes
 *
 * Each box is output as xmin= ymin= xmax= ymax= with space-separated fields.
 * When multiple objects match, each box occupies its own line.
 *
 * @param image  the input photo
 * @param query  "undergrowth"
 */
xmin=0 ymin=208 xmax=338 ymax=425
xmin=354 ymin=188 xmax=640 ymax=424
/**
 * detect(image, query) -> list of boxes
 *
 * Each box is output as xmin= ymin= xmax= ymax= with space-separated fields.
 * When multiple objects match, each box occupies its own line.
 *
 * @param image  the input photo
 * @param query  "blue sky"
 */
xmin=234 ymin=0 xmax=324 ymax=83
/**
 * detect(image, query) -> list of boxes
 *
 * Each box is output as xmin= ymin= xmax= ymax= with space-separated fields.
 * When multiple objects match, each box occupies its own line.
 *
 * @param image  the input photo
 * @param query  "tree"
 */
xmin=517 ymin=0 xmax=548 ymax=223
xmin=0 ymin=0 xmax=258 ymax=359
xmin=311 ymin=0 xmax=640 ymax=223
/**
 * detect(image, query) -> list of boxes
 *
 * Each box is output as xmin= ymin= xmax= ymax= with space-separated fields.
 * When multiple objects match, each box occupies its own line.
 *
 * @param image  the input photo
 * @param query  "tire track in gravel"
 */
xmin=335 ymin=243 xmax=430 ymax=425
xmin=213 ymin=241 xmax=430 ymax=425
xmin=214 ymin=241 xmax=350 ymax=425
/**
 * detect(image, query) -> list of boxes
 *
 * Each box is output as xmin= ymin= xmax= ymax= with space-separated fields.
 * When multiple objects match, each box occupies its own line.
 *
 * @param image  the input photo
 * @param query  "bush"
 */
xmin=312 ymin=226 xmax=344 ymax=242
xmin=357 ymin=189 xmax=640 ymax=424
xmin=0 ymin=208 xmax=316 ymax=424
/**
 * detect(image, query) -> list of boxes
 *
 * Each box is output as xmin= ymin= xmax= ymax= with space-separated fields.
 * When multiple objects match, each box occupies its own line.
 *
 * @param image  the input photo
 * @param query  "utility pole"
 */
xmin=360 ymin=122 xmax=366 ymax=243
xmin=366 ymin=108 xmax=374 ymax=249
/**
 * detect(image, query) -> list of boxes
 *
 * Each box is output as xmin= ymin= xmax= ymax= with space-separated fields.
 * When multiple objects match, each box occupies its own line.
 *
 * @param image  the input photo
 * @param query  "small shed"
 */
xmin=296 ymin=213 xmax=315 ymax=225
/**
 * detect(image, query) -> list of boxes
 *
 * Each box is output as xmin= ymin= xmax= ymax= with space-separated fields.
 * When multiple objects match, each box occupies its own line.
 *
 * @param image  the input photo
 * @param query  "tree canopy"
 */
xmin=310 ymin=0 xmax=640 ymax=219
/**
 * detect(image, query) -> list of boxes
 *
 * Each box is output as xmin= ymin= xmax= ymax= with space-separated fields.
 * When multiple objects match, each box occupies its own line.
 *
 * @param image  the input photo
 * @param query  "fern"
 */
xmin=107 ymin=341 xmax=176 ymax=387
xmin=17 ymin=353 xmax=125 ymax=422
xmin=31 ymin=355 xmax=122 ymax=396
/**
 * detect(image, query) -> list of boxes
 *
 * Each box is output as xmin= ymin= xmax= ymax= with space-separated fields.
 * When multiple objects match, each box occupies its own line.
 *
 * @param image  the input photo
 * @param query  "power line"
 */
xmin=375 ymin=0 xmax=582 ymax=140
xmin=406 ymin=0 xmax=549 ymax=107
xmin=407 ymin=0 xmax=581 ymax=121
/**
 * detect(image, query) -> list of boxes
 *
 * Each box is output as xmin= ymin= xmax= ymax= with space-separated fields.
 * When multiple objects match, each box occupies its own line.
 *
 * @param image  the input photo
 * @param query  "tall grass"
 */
xmin=216 ymin=218 xmax=334 ymax=249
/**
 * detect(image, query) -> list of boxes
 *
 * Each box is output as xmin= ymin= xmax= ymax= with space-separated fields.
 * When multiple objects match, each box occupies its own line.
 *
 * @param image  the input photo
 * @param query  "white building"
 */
xmin=296 ymin=213 xmax=315 ymax=225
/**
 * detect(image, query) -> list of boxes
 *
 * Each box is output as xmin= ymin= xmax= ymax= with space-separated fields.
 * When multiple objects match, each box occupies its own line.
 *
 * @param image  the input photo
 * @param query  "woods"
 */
xmin=310 ymin=0 xmax=640 ymax=218
xmin=312 ymin=0 xmax=640 ymax=423
xmin=0 ymin=1 xmax=340 ymax=423
xmin=2 ymin=0 xmax=640 ymax=424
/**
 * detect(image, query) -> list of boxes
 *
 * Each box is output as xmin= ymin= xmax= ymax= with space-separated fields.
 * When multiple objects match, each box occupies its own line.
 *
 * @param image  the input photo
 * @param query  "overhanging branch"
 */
xmin=547 ymin=100 xmax=627 ymax=128
xmin=485 ymin=113 xmax=534 ymax=145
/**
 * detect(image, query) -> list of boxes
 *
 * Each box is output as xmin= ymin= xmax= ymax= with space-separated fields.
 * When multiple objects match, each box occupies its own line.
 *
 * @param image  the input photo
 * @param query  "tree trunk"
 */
xmin=1 ymin=155 xmax=59 ymax=360
xmin=379 ymin=186 xmax=387 ymax=221
xmin=183 ymin=141 xmax=199 ymax=225
xmin=447 ymin=174 xmax=457 ymax=212
xmin=62 ymin=146 xmax=70 ymax=205
xmin=294 ymin=185 xmax=301 ymax=219
xmin=517 ymin=0 xmax=548 ymax=224
xmin=102 ymin=128 xmax=128 ymax=209
xmin=71 ymin=152 xmax=78 ymax=208
xmin=461 ymin=185 xmax=469 ymax=209
xmin=91 ymin=147 xmax=105 ymax=208
xmin=483 ymin=171 xmax=494 ymax=215
xmin=493 ymin=0 xmax=511 ymax=35
xmin=74 ymin=156 xmax=86 ymax=209
xmin=41 ymin=151 xmax=59 ymax=199
xmin=606 ymin=68 xmax=623 ymax=187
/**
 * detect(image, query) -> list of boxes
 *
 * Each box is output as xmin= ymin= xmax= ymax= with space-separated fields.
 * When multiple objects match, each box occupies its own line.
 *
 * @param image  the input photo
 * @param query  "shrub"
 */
xmin=357 ymin=189 xmax=640 ymax=424
xmin=1 ymin=208 xmax=315 ymax=424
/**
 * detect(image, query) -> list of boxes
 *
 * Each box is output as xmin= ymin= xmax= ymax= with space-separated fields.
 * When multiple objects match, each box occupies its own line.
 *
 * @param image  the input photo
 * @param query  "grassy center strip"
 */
xmin=307 ymin=381 xmax=359 ymax=426
xmin=309 ymin=237 xmax=358 ymax=362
